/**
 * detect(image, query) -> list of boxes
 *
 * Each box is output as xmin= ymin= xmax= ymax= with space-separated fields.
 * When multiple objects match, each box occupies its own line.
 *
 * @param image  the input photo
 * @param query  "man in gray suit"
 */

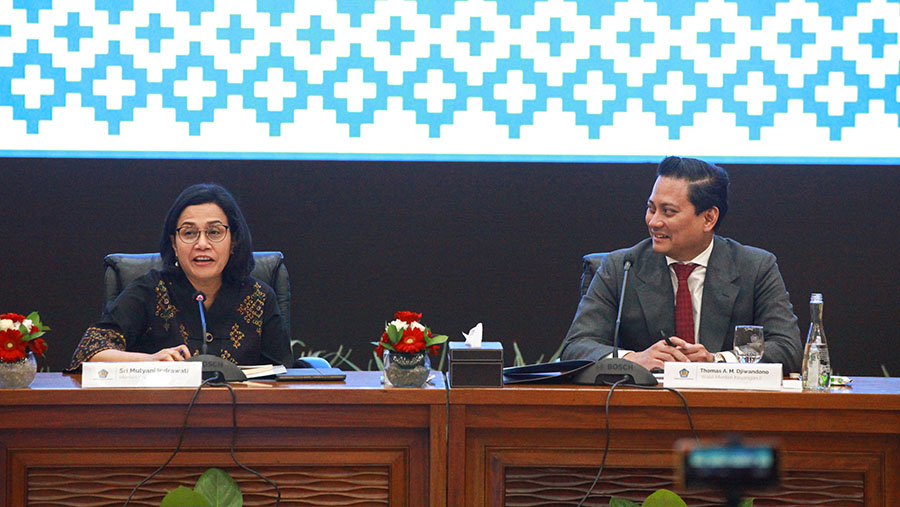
xmin=561 ymin=157 xmax=802 ymax=373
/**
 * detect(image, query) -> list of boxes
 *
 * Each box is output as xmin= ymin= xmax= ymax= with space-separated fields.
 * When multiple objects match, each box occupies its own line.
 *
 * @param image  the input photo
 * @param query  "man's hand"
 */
xmin=623 ymin=339 xmax=691 ymax=371
xmin=667 ymin=336 xmax=715 ymax=362
xmin=623 ymin=337 xmax=714 ymax=370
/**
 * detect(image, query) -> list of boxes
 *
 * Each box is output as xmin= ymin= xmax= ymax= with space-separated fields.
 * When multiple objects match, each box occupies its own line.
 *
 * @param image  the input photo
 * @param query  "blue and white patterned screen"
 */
xmin=1 ymin=0 xmax=899 ymax=163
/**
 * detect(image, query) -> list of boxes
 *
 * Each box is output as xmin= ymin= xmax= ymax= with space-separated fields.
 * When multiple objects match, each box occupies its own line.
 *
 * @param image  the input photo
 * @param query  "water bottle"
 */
xmin=801 ymin=293 xmax=831 ymax=391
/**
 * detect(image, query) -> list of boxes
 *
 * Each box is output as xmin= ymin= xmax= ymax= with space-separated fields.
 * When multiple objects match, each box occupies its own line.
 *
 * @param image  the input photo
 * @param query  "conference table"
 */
xmin=2 ymin=373 xmax=899 ymax=506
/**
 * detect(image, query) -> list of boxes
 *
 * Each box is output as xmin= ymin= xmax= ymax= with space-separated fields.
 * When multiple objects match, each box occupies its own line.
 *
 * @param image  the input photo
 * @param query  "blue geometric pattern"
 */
xmin=135 ymin=14 xmax=173 ymax=54
xmin=1 ymin=0 xmax=899 ymax=162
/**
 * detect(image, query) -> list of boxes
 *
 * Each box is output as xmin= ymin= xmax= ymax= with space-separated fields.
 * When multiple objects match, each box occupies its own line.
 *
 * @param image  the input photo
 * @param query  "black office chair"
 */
xmin=104 ymin=251 xmax=292 ymax=333
xmin=103 ymin=251 xmax=328 ymax=369
xmin=580 ymin=252 xmax=608 ymax=298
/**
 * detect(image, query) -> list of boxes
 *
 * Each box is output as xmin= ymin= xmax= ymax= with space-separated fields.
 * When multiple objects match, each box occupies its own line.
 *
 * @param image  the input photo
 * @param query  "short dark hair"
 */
xmin=656 ymin=156 xmax=729 ymax=229
xmin=159 ymin=183 xmax=255 ymax=283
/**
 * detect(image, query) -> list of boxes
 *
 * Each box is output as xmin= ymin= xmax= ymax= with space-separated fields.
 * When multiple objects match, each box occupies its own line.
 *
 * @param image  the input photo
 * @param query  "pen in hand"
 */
xmin=660 ymin=330 xmax=675 ymax=347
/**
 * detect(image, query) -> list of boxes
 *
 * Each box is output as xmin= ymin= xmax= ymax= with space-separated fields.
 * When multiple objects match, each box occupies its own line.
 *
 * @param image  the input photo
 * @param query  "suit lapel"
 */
xmin=633 ymin=249 xmax=675 ymax=338
xmin=699 ymin=237 xmax=740 ymax=352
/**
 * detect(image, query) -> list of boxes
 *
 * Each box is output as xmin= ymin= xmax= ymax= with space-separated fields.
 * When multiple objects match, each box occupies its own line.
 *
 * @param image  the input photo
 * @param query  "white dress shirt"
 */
xmin=665 ymin=238 xmax=714 ymax=343
xmin=617 ymin=238 xmax=734 ymax=362
xmin=665 ymin=238 xmax=734 ymax=362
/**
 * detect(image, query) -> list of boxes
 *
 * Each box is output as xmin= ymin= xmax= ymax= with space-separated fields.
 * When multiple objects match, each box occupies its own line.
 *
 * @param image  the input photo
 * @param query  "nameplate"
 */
xmin=663 ymin=362 xmax=782 ymax=391
xmin=82 ymin=362 xmax=202 ymax=388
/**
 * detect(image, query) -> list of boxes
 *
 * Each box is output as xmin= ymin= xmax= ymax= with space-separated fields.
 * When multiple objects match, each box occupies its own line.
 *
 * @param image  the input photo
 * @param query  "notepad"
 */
xmin=238 ymin=364 xmax=287 ymax=379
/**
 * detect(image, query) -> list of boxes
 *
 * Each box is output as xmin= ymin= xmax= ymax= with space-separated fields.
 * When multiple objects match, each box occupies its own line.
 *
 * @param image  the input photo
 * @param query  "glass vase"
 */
xmin=0 ymin=351 xmax=37 ymax=389
xmin=383 ymin=350 xmax=430 ymax=388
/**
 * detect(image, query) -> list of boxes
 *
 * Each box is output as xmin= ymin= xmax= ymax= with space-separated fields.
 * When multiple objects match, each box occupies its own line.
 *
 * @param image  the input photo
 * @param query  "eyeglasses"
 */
xmin=175 ymin=224 xmax=229 ymax=244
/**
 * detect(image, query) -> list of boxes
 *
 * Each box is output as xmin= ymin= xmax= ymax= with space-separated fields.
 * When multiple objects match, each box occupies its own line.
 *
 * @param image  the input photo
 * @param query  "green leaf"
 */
xmin=642 ymin=489 xmax=687 ymax=507
xmin=161 ymin=486 xmax=211 ymax=507
xmin=386 ymin=324 xmax=402 ymax=343
xmin=375 ymin=343 xmax=397 ymax=352
xmin=327 ymin=345 xmax=362 ymax=371
xmin=373 ymin=350 xmax=384 ymax=371
xmin=194 ymin=468 xmax=242 ymax=507
xmin=610 ymin=498 xmax=641 ymax=507
xmin=512 ymin=342 xmax=525 ymax=366
xmin=25 ymin=312 xmax=49 ymax=331
xmin=22 ymin=331 xmax=45 ymax=341
xmin=426 ymin=334 xmax=448 ymax=345
xmin=738 ymin=498 xmax=754 ymax=507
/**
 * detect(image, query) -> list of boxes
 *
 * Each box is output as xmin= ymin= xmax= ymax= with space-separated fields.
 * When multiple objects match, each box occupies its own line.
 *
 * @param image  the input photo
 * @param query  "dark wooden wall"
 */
xmin=1 ymin=158 xmax=896 ymax=376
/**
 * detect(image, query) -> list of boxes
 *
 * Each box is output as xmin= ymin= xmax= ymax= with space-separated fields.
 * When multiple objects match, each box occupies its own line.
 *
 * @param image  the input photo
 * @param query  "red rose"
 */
xmin=30 ymin=325 xmax=39 ymax=335
xmin=380 ymin=331 xmax=391 ymax=343
xmin=375 ymin=344 xmax=384 ymax=356
xmin=394 ymin=311 xmax=422 ymax=324
xmin=27 ymin=337 xmax=47 ymax=357
xmin=0 ymin=329 xmax=27 ymax=362
xmin=429 ymin=345 xmax=440 ymax=355
xmin=394 ymin=327 xmax=426 ymax=353
xmin=1 ymin=313 xmax=26 ymax=322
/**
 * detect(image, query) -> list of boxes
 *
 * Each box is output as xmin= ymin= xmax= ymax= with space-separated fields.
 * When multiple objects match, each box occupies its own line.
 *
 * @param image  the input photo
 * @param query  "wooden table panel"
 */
xmin=4 ymin=374 xmax=899 ymax=506
xmin=0 ymin=372 xmax=446 ymax=507
xmin=450 ymin=378 xmax=900 ymax=506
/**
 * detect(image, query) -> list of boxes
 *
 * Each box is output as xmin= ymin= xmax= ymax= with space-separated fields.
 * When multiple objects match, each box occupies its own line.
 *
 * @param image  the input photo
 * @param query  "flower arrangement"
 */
xmin=373 ymin=311 xmax=448 ymax=356
xmin=0 ymin=312 xmax=49 ymax=363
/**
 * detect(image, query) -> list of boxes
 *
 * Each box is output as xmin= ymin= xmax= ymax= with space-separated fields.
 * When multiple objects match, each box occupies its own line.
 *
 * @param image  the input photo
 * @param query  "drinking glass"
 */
xmin=734 ymin=325 xmax=765 ymax=363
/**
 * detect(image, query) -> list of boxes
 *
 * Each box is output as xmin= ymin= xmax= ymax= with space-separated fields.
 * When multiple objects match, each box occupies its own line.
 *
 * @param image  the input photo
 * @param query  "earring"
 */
xmin=175 ymin=259 xmax=179 ymax=267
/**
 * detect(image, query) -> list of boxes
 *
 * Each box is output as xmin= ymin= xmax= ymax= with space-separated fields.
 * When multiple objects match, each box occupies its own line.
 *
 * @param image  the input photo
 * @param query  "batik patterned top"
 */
xmin=66 ymin=269 xmax=291 ymax=371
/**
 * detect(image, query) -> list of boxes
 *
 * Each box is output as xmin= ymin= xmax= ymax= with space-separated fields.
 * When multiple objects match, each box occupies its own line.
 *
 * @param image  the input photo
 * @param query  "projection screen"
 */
xmin=1 ymin=0 xmax=898 ymax=163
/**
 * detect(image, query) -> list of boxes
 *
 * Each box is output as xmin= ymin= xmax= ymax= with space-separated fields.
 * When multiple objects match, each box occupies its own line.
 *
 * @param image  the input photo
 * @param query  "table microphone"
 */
xmin=195 ymin=291 xmax=209 ymax=355
xmin=573 ymin=256 xmax=657 ymax=386
xmin=186 ymin=291 xmax=246 ymax=382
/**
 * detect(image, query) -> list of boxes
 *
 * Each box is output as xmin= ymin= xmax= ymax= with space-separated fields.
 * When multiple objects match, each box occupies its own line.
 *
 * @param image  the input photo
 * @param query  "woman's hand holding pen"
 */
xmin=148 ymin=345 xmax=191 ymax=361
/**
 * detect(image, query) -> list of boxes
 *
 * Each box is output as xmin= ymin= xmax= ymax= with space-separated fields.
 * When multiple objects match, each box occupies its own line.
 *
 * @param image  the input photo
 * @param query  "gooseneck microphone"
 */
xmin=194 ymin=291 xmax=208 ymax=355
xmin=573 ymin=255 xmax=657 ymax=386
xmin=611 ymin=258 xmax=631 ymax=360
xmin=186 ymin=290 xmax=247 ymax=382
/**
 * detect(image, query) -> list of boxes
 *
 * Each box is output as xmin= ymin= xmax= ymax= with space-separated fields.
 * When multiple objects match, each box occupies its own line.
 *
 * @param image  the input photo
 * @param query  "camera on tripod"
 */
xmin=675 ymin=436 xmax=779 ymax=494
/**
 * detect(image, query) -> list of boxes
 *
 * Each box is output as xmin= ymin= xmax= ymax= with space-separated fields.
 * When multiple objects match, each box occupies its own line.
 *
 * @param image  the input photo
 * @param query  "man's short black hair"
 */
xmin=657 ymin=156 xmax=729 ymax=229
xmin=159 ymin=183 xmax=255 ymax=284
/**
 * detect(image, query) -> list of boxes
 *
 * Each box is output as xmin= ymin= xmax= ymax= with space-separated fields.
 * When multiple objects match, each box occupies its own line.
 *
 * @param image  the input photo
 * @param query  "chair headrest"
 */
xmin=580 ymin=252 xmax=608 ymax=297
xmin=103 ymin=251 xmax=287 ymax=301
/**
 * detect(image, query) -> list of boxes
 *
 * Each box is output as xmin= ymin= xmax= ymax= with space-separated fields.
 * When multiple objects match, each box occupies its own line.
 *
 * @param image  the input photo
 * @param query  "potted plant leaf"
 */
xmin=610 ymin=489 xmax=753 ymax=507
xmin=161 ymin=468 xmax=243 ymax=507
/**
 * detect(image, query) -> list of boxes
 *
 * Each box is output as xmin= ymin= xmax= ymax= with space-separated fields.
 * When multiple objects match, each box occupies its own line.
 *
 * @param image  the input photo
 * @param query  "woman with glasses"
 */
xmin=67 ymin=183 xmax=291 ymax=370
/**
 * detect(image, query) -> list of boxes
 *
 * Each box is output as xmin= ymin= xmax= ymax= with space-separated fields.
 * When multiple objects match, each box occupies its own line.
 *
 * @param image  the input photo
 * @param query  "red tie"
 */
xmin=673 ymin=263 xmax=698 ymax=344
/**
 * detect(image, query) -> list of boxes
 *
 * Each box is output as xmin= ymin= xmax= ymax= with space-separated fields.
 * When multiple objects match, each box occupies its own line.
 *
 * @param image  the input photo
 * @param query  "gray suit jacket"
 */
xmin=561 ymin=236 xmax=803 ymax=373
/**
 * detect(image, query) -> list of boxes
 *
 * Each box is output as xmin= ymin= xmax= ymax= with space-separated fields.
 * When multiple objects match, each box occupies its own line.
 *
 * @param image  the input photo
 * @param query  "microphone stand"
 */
xmin=186 ymin=291 xmax=246 ymax=382
xmin=573 ymin=259 xmax=657 ymax=386
xmin=611 ymin=260 xmax=629 ymax=361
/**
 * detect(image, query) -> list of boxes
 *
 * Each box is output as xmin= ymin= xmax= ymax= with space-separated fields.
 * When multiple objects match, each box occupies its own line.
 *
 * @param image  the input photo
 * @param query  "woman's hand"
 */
xmin=149 ymin=345 xmax=191 ymax=361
